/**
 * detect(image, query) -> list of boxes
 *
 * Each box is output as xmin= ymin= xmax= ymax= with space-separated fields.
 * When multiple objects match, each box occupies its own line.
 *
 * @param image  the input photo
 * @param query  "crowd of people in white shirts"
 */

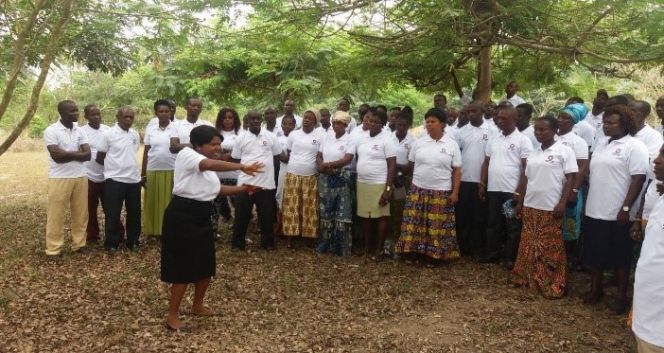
xmin=41 ymin=83 xmax=664 ymax=349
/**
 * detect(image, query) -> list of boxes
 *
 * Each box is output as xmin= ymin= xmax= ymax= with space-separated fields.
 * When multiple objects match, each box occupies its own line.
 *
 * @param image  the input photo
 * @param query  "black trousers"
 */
xmin=485 ymin=191 xmax=522 ymax=262
xmin=455 ymin=182 xmax=487 ymax=257
xmin=232 ymin=189 xmax=275 ymax=249
xmin=104 ymin=179 xmax=141 ymax=249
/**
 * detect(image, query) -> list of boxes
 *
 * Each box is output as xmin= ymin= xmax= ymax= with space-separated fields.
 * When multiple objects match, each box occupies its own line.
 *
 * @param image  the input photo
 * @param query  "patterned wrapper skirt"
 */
xmin=161 ymin=196 xmax=216 ymax=284
xmin=394 ymin=184 xmax=460 ymax=260
xmin=282 ymin=173 xmax=319 ymax=238
xmin=512 ymin=207 xmax=566 ymax=299
xmin=143 ymin=170 xmax=174 ymax=236
xmin=317 ymin=169 xmax=353 ymax=256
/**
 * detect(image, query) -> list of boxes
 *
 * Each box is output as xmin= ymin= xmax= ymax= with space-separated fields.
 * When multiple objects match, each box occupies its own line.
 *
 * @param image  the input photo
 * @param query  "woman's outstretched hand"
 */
xmin=241 ymin=161 xmax=264 ymax=176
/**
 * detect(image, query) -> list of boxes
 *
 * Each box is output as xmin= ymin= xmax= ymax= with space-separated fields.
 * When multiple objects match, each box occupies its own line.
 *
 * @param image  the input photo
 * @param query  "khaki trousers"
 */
xmin=638 ymin=336 xmax=664 ymax=353
xmin=45 ymin=177 xmax=88 ymax=255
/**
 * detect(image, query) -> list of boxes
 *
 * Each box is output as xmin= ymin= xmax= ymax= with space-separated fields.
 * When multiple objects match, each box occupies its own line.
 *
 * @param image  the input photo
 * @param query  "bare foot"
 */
xmin=165 ymin=317 xmax=186 ymax=330
xmin=191 ymin=306 xmax=215 ymax=316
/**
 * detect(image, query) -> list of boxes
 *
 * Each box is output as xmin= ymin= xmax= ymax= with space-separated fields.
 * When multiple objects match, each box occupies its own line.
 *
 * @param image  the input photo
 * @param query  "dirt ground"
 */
xmin=0 ymin=152 xmax=637 ymax=353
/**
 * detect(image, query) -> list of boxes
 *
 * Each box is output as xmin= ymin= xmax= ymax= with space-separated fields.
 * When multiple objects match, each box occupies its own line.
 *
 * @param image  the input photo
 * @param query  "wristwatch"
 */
xmin=386 ymin=186 xmax=392 ymax=192
xmin=622 ymin=205 xmax=630 ymax=212
xmin=572 ymin=188 xmax=579 ymax=193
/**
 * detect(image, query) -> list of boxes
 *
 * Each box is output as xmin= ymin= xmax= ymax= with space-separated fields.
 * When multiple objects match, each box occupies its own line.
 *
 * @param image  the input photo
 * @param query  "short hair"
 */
xmin=516 ymin=103 xmax=534 ymax=117
xmin=186 ymin=97 xmax=202 ymax=105
xmin=376 ymin=104 xmax=387 ymax=112
xmin=565 ymin=96 xmax=584 ymax=105
xmin=604 ymin=104 xmax=639 ymax=136
xmin=190 ymin=125 xmax=222 ymax=148
xmin=281 ymin=114 xmax=296 ymax=125
xmin=632 ymin=100 xmax=651 ymax=118
xmin=401 ymin=106 xmax=414 ymax=119
xmin=434 ymin=93 xmax=447 ymax=101
xmin=215 ymin=107 xmax=241 ymax=133
xmin=389 ymin=106 xmax=401 ymax=113
xmin=605 ymin=95 xmax=630 ymax=108
xmin=397 ymin=110 xmax=413 ymax=124
xmin=319 ymin=107 xmax=330 ymax=115
xmin=83 ymin=104 xmax=97 ymax=115
xmin=535 ymin=116 xmax=558 ymax=131
xmin=596 ymin=89 xmax=609 ymax=99
xmin=373 ymin=109 xmax=388 ymax=126
xmin=154 ymin=99 xmax=171 ymax=111
xmin=424 ymin=108 xmax=447 ymax=123
xmin=116 ymin=106 xmax=134 ymax=116
xmin=57 ymin=100 xmax=76 ymax=115
xmin=468 ymin=100 xmax=486 ymax=112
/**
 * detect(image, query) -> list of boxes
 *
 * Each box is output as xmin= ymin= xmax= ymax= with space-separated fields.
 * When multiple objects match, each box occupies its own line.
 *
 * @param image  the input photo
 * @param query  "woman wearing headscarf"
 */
xmin=316 ymin=111 xmax=355 ymax=256
xmin=162 ymin=125 xmax=262 ymax=330
xmin=556 ymin=103 xmax=590 ymax=258
xmin=512 ymin=116 xmax=578 ymax=298
xmin=583 ymin=104 xmax=649 ymax=314
xmin=281 ymin=109 xmax=324 ymax=247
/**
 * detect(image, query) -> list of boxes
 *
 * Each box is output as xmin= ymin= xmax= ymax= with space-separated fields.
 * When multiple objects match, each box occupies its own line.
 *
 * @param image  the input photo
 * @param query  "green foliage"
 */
xmin=28 ymin=114 xmax=49 ymax=138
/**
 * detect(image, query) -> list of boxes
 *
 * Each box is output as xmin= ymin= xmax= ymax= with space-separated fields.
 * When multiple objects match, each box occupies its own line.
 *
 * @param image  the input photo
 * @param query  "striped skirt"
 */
xmin=394 ymin=184 xmax=460 ymax=260
xmin=282 ymin=173 xmax=319 ymax=238
xmin=512 ymin=207 xmax=566 ymax=299
xmin=143 ymin=170 xmax=174 ymax=236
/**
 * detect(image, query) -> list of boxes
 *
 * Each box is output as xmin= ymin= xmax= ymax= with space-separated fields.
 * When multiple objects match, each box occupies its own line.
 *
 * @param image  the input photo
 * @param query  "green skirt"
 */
xmin=143 ymin=170 xmax=174 ymax=236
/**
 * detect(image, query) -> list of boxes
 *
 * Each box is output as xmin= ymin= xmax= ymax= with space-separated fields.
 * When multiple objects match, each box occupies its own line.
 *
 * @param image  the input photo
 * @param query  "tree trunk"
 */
xmin=475 ymin=44 xmax=492 ymax=103
xmin=0 ymin=0 xmax=75 ymax=157
xmin=0 ymin=0 xmax=48 ymax=124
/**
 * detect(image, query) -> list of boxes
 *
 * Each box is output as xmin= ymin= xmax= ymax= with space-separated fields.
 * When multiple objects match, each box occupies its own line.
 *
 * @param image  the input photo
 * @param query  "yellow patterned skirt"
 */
xmin=281 ymin=173 xmax=319 ymax=238
xmin=394 ymin=184 xmax=460 ymax=260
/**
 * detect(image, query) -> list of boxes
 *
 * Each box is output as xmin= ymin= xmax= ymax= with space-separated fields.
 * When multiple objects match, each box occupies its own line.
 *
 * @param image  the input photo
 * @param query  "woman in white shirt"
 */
xmin=161 ymin=125 xmax=262 ymax=331
xmin=556 ymin=103 xmax=590 ymax=256
xmin=583 ymin=104 xmax=649 ymax=314
xmin=389 ymin=111 xmax=414 ymax=253
xmin=316 ymin=111 xmax=354 ymax=256
xmin=512 ymin=116 xmax=577 ymax=298
xmin=355 ymin=109 xmax=397 ymax=259
xmin=394 ymin=108 xmax=461 ymax=264
xmin=141 ymin=100 xmax=178 ymax=237
xmin=213 ymin=107 xmax=242 ymax=229
xmin=281 ymin=110 xmax=323 ymax=247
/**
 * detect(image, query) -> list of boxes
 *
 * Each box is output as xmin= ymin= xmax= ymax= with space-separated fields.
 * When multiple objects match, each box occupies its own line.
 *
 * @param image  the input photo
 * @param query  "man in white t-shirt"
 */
xmin=479 ymin=106 xmax=533 ymax=266
xmin=632 ymin=143 xmax=664 ymax=353
xmin=276 ymin=99 xmax=302 ymax=129
xmin=170 ymin=97 xmax=213 ymax=153
xmin=231 ymin=110 xmax=284 ymax=250
xmin=81 ymin=104 xmax=125 ymax=244
xmin=503 ymin=81 xmax=526 ymax=107
xmin=43 ymin=100 xmax=91 ymax=256
xmin=97 ymin=106 xmax=142 ymax=252
xmin=515 ymin=103 xmax=538 ymax=148
xmin=454 ymin=101 xmax=493 ymax=258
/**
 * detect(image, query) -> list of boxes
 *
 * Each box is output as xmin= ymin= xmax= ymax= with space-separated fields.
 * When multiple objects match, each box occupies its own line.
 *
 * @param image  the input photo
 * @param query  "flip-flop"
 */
xmin=164 ymin=322 xmax=190 ymax=332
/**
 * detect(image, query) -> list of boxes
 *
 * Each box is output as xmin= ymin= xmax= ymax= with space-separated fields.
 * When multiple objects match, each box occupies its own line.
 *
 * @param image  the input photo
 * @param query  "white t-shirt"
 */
xmin=586 ymin=135 xmax=649 ymax=220
xmin=584 ymin=111 xmax=604 ymax=131
xmin=574 ymin=120 xmax=596 ymax=148
xmin=633 ymin=125 xmax=664 ymax=219
xmin=43 ymin=121 xmax=89 ymax=179
xmin=485 ymin=129 xmax=533 ymax=192
xmin=483 ymin=117 xmax=501 ymax=135
xmin=98 ymin=124 xmax=141 ymax=184
xmin=218 ymin=130 xmax=241 ymax=180
xmin=524 ymin=142 xmax=578 ymax=211
xmin=409 ymin=134 xmax=462 ymax=191
xmin=521 ymin=125 xmax=539 ymax=149
xmin=277 ymin=114 xmax=302 ymax=129
xmin=505 ymin=94 xmax=526 ymax=107
xmin=642 ymin=180 xmax=661 ymax=220
xmin=355 ymin=130 xmax=397 ymax=184
xmin=144 ymin=122 xmax=177 ymax=171
xmin=392 ymin=132 xmax=415 ymax=165
xmin=633 ymin=193 xmax=664 ymax=348
xmin=172 ymin=147 xmax=220 ymax=202
xmin=231 ymin=129 xmax=282 ymax=189
xmin=320 ymin=132 xmax=354 ymax=165
xmin=81 ymin=123 xmax=109 ymax=182
xmin=170 ymin=118 xmax=214 ymax=145
xmin=556 ymin=131 xmax=589 ymax=159
xmin=455 ymin=122 xmax=493 ymax=183
xmin=315 ymin=125 xmax=333 ymax=136
xmin=287 ymin=129 xmax=323 ymax=176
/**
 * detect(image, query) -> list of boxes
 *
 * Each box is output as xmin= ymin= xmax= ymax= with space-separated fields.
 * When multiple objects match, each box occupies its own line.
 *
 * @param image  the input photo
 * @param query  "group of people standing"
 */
xmin=41 ymin=84 xmax=664 ymax=350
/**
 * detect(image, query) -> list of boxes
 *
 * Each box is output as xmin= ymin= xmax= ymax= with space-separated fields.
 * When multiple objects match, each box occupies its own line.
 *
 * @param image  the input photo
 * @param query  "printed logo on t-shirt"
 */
xmin=371 ymin=144 xmax=380 ymax=151
xmin=508 ymin=143 xmax=516 ymax=150
xmin=613 ymin=148 xmax=622 ymax=157
xmin=545 ymin=155 xmax=555 ymax=163
xmin=338 ymin=145 xmax=345 ymax=151
xmin=312 ymin=139 xmax=320 ymax=146
xmin=481 ymin=134 xmax=488 ymax=141
xmin=262 ymin=140 xmax=268 ymax=146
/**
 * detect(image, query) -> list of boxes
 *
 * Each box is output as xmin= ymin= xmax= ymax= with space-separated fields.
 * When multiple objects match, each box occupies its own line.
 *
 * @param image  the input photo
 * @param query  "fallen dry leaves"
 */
xmin=0 ymin=199 xmax=637 ymax=353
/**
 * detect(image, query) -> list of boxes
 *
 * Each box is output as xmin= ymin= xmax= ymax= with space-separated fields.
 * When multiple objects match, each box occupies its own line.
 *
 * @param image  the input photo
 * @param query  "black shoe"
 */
xmin=478 ymin=256 xmax=500 ymax=264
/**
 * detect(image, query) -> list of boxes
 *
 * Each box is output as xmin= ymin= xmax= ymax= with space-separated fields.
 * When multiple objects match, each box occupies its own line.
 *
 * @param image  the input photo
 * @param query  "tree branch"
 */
xmin=0 ymin=0 xmax=75 ymax=157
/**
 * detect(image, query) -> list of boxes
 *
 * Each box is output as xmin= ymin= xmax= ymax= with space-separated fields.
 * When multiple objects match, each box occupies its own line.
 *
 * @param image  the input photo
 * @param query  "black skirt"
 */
xmin=161 ymin=196 xmax=216 ymax=283
xmin=582 ymin=216 xmax=633 ymax=269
